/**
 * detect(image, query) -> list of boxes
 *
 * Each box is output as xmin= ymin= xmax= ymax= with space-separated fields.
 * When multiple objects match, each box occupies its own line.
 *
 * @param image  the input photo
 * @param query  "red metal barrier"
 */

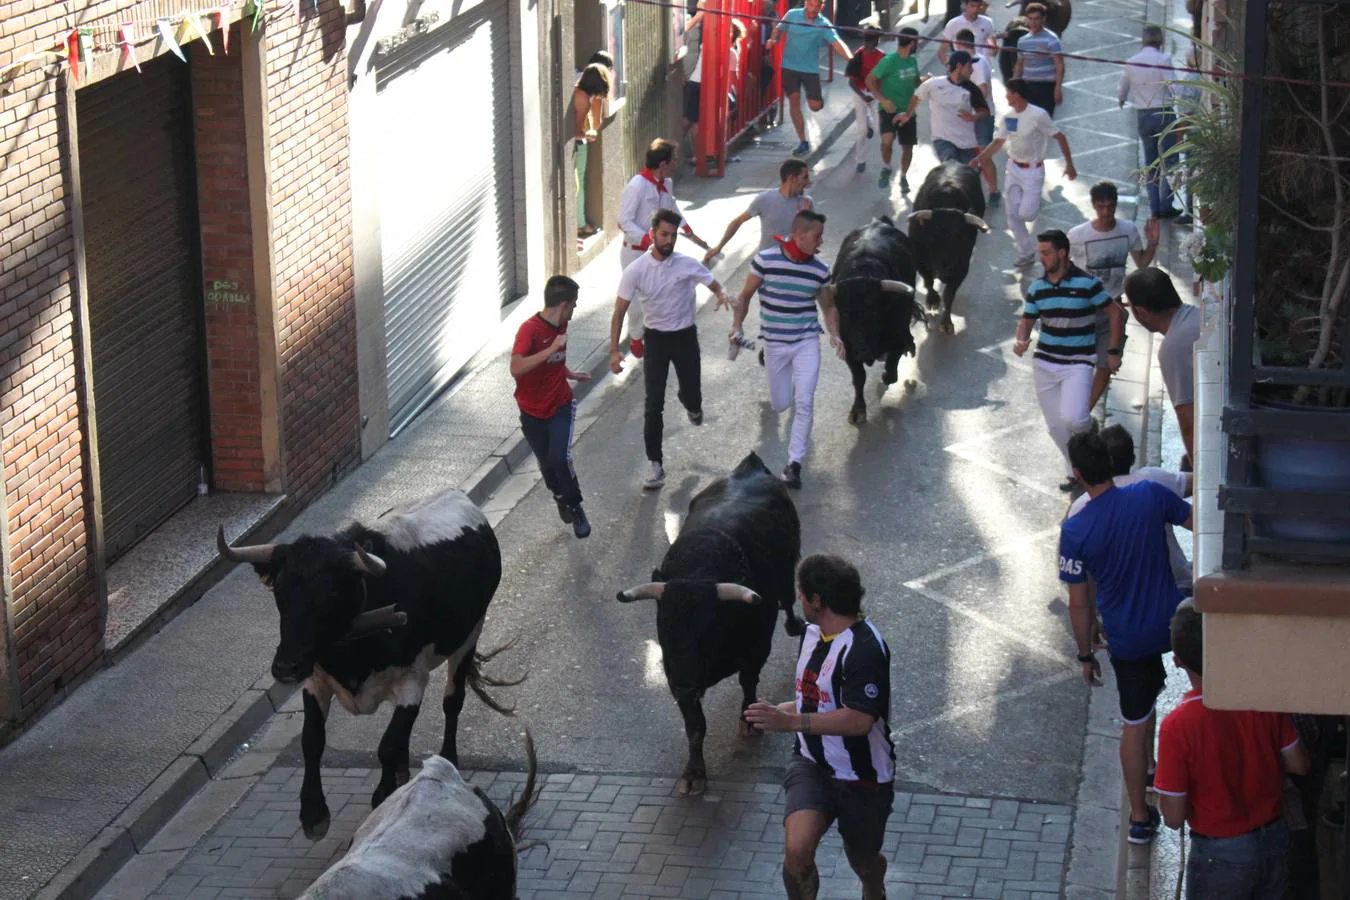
xmin=695 ymin=0 xmax=788 ymax=177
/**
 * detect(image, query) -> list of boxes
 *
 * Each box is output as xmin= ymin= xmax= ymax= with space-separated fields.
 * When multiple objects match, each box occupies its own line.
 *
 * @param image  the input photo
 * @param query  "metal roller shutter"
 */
xmin=78 ymin=55 xmax=207 ymax=563
xmin=376 ymin=0 xmax=518 ymax=434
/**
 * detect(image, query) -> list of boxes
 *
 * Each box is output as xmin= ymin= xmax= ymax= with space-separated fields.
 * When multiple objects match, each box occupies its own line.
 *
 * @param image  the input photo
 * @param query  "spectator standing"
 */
xmin=1013 ymin=229 xmax=1110 ymax=490
xmin=765 ymin=0 xmax=854 ymax=157
xmin=1059 ymin=432 xmax=1193 ymax=846
xmin=1156 ymin=602 xmax=1310 ymax=898
xmin=729 ymin=210 xmax=834 ymax=488
xmin=618 ymin=140 xmax=711 ymax=357
xmin=1122 ymin=267 xmax=1201 ymax=467
xmin=844 ymin=25 xmax=885 ymax=174
xmin=970 ymin=78 xmax=1078 ymax=266
xmin=743 ymin=554 xmax=894 ymax=900
xmin=939 ymin=0 xmax=998 ymax=65
xmin=510 ymin=276 xmax=593 ymax=538
xmin=1012 ymin=3 xmax=1064 ymax=116
xmin=572 ymin=63 xmax=610 ymax=239
xmin=1068 ymin=181 xmax=1159 ymax=409
xmin=609 ymin=209 xmax=731 ymax=491
xmin=704 ymin=157 xmax=815 ymax=264
xmin=900 ymin=50 xmax=989 ymax=165
xmin=955 ymin=27 xmax=1000 ymax=205
xmin=865 ymin=27 xmax=924 ymax=193
xmin=1119 ymin=24 xmax=1183 ymax=219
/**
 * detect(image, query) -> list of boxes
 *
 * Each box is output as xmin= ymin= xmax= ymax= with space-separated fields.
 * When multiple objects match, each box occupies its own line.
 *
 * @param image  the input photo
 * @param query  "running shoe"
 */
xmin=900 ymin=175 xmax=911 ymax=193
xmin=688 ymin=408 xmax=704 ymax=426
xmin=643 ymin=462 xmax=665 ymax=491
xmin=878 ymin=167 xmax=892 ymax=189
xmin=1127 ymin=806 xmax=1161 ymax=845
xmin=792 ymin=140 xmax=810 ymax=156
xmin=570 ymin=505 xmax=591 ymax=539
xmin=987 ymin=191 xmax=1002 ymax=208
xmin=780 ymin=461 xmax=803 ymax=489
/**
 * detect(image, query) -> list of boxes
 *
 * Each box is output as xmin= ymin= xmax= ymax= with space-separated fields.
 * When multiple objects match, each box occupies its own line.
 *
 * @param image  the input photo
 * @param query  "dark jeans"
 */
xmin=1022 ymin=80 xmax=1056 ymax=117
xmin=1137 ymin=108 xmax=1178 ymax=217
xmin=1187 ymin=819 xmax=1289 ymax=900
xmin=519 ymin=400 xmax=582 ymax=507
xmin=643 ymin=326 xmax=701 ymax=463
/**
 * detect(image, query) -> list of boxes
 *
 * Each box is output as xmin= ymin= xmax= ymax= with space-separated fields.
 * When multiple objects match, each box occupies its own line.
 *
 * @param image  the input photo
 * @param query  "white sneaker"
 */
xmin=642 ymin=461 xmax=665 ymax=491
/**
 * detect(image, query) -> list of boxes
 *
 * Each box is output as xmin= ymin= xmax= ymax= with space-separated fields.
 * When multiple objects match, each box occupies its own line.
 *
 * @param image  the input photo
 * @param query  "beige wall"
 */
xmin=1205 ymin=612 xmax=1350 ymax=713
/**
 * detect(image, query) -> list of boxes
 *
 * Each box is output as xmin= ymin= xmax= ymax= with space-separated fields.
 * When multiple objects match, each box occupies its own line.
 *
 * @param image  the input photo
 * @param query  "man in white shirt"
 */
xmin=970 ymin=78 xmax=1078 ymax=267
xmin=617 ymin=139 xmax=711 ymax=356
xmin=900 ymin=51 xmax=989 ymax=165
xmin=610 ymin=208 xmax=730 ymax=491
xmin=939 ymin=0 xmax=997 ymax=64
xmin=1119 ymin=24 xmax=1182 ymax=220
xmin=955 ymin=27 xmax=1000 ymax=206
xmin=1068 ymin=181 xmax=1159 ymax=409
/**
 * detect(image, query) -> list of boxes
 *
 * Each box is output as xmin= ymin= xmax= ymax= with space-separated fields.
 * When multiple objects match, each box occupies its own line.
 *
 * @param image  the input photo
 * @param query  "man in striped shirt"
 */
xmin=744 ymin=554 xmax=894 ymax=900
xmin=729 ymin=210 xmax=834 ymax=488
xmin=1013 ymin=229 xmax=1111 ymax=490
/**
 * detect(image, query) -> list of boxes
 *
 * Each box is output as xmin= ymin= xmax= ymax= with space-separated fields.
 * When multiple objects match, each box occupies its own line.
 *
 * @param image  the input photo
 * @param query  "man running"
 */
xmin=865 ymin=27 xmax=924 ymax=193
xmin=954 ymin=27 xmax=1000 ymax=205
xmin=1012 ymin=2 xmax=1065 ymax=116
xmin=765 ymin=0 xmax=853 ymax=157
xmin=704 ymin=158 xmax=815 ymax=264
xmin=844 ymin=25 xmax=885 ymax=174
xmin=939 ymin=0 xmax=997 ymax=65
xmin=899 ymin=50 xmax=989 ymax=165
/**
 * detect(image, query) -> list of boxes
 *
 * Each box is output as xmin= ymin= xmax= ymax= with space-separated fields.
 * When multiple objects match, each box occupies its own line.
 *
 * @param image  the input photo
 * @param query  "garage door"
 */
xmin=377 ymin=0 xmax=519 ymax=434
xmin=77 ymin=55 xmax=207 ymax=563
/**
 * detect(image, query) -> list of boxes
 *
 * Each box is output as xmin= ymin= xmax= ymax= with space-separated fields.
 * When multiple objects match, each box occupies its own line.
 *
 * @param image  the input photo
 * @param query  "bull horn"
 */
xmin=963 ymin=213 xmax=992 ymax=232
xmin=216 ymin=525 xmax=276 ymax=564
xmin=344 ymin=604 xmax=407 ymax=638
xmin=617 ymin=582 xmax=665 ymax=603
xmin=879 ymin=279 xmax=915 ymax=296
xmin=715 ymin=583 xmax=762 ymax=604
xmin=351 ymin=544 xmax=388 ymax=577
xmin=907 ymin=210 xmax=934 ymax=224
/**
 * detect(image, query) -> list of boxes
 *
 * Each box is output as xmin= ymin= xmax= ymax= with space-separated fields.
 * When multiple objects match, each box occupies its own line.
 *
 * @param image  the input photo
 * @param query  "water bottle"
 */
xmin=727 ymin=331 xmax=756 ymax=360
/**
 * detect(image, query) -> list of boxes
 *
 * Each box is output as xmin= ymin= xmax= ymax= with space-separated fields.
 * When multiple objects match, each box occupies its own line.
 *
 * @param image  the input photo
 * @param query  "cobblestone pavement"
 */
xmin=129 ymin=766 xmax=1071 ymax=900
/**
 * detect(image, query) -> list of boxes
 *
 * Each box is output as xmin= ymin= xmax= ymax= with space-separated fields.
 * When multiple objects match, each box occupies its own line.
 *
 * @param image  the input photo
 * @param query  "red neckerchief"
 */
xmin=775 ymin=235 xmax=814 ymax=263
xmin=639 ymin=168 xmax=668 ymax=194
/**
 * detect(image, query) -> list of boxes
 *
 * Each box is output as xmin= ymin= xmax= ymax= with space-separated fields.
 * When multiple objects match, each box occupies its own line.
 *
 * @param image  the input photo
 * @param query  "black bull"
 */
xmin=908 ymin=162 xmax=992 ymax=334
xmin=616 ymin=452 xmax=803 ymax=796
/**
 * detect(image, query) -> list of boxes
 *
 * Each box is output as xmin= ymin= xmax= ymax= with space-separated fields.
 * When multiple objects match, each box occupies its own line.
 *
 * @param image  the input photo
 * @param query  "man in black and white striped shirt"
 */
xmin=744 ymin=554 xmax=894 ymax=900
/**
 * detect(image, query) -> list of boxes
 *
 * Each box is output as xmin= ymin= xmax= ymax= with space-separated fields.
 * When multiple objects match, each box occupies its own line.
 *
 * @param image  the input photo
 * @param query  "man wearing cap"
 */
xmin=898 ymin=50 xmax=989 ymax=165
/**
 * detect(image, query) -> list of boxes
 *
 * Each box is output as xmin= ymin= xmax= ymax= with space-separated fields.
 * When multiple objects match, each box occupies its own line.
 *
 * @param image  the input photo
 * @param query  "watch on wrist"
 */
xmin=1077 ymin=652 xmax=1096 ymax=663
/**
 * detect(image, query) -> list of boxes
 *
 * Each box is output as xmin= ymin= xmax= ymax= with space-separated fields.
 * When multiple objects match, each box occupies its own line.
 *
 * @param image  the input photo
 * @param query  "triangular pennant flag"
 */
xmin=215 ymin=9 xmax=230 ymax=54
xmin=118 ymin=23 xmax=141 ymax=72
xmin=78 ymin=28 xmax=93 ymax=62
xmin=66 ymin=29 xmax=80 ymax=83
xmin=157 ymin=17 xmax=186 ymax=61
xmin=188 ymin=13 xmax=214 ymax=55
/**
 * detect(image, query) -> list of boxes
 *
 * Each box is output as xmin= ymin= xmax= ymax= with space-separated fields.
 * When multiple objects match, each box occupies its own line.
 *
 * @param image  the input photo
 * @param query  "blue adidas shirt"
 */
xmin=1058 ymin=481 xmax=1192 ymax=661
xmin=778 ymin=7 xmax=840 ymax=75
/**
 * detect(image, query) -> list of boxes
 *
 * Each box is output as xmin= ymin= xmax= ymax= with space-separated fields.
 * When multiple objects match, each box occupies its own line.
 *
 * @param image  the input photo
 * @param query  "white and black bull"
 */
xmin=217 ymin=489 xmax=517 ymax=840
xmin=827 ymin=216 xmax=924 ymax=425
xmin=908 ymin=162 xmax=992 ymax=334
xmin=617 ymin=452 xmax=804 ymax=796
xmin=298 ymin=734 xmax=540 ymax=900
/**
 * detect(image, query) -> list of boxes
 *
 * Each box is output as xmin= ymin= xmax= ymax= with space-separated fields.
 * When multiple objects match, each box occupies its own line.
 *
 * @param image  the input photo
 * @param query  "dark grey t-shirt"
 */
xmin=1158 ymin=303 xmax=1201 ymax=407
xmin=747 ymin=189 xmax=814 ymax=251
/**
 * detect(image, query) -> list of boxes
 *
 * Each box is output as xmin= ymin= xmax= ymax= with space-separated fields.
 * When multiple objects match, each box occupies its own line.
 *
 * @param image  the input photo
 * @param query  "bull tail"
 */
xmin=505 ymin=729 xmax=542 ymax=846
xmin=467 ymin=637 xmax=525 ymax=716
xmin=781 ymin=599 xmax=806 ymax=637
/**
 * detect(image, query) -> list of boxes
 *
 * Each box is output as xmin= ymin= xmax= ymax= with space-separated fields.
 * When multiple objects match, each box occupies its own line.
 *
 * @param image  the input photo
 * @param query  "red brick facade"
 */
xmin=0 ymin=5 xmax=359 ymax=729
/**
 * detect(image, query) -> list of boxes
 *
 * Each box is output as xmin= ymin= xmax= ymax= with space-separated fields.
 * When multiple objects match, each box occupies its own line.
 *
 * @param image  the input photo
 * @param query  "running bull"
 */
xmin=826 ymin=216 xmax=923 ymax=425
xmin=298 ymin=734 xmax=540 ymax=900
xmin=908 ymin=161 xmax=991 ymax=334
xmin=218 ymin=489 xmax=516 ymax=840
xmin=617 ymin=452 xmax=804 ymax=796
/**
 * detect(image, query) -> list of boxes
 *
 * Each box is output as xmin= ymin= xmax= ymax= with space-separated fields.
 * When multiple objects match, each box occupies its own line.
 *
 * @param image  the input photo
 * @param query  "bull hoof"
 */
xmin=940 ymin=318 xmax=955 ymax=334
xmin=848 ymin=407 xmax=867 ymax=426
xmin=678 ymin=773 xmax=708 ymax=796
xmin=301 ymin=810 xmax=331 ymax=841
xmin=926 ymin=292 xmax=941 ymax=311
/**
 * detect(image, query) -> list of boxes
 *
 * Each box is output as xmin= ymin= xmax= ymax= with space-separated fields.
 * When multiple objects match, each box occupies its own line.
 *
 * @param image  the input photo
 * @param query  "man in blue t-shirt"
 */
xmin=766 ymin=0 xmax=853 ymax=157
xmin=1059 ymin=431 xmax=1192 ymax=846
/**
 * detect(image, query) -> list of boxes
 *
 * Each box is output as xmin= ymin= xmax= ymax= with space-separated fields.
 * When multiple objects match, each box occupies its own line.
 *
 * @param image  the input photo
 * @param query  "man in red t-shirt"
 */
xmin=510 ymin=275 xmax=593 ymax=538
xmin=845 ymin=24 xmax=885 ymax=174
xmin=1154 ymin=603 xmax=1309 ymax=899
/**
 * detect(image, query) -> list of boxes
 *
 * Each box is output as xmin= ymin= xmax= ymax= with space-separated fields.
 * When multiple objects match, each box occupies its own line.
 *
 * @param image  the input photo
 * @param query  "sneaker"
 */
xmin=554 ymin=497 xmax=573 ymax=524
xmin=792 ymin=140 xmax=810 ymax=156
xmin=987 ymin=191 xmax=1002 ymax=208
xmin=1058 ymin=476 xmax=1079 ymax=493
xmin=570 ymin=505 xmax=591 ymax=539
xmin=1013 ymin=252 xmax=1036 ymax=268
xmin=878 ymin=167 xmax=892 ymax=189
xmin=900 ymin=175 xmax=911 ymax=194
xmin=687 ymin=408 xmax=704 ymax=426
xmin=780 ymin=461 xmax=802 ymax=489
xmin=855 ymin=161 xmax=867 ymax=174
xmin=642 ymin=461 xmax=665 ymax=491
xmin=1127 ymin=806 xmax=1161 ymax=845
xmin=629 ymin=337 xmax=645 ymax=359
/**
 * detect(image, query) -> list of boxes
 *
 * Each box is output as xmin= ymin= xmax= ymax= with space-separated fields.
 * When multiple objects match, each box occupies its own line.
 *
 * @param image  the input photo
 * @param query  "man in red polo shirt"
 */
xmin=1154 ymin=603 xmax=1309 ymax=899
xmin=510 ymin=275 xmax=593 ymax=538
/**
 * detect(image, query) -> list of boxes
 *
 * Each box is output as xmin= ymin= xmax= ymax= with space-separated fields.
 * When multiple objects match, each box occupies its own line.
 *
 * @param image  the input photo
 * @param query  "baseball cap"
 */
xmin=947 ymin=50 xmax=973 ymax=69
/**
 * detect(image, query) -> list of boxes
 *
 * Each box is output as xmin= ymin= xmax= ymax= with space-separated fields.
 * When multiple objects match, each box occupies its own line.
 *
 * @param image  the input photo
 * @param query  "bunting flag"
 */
xmin=216 ymin=8 xmax=230 ymax=53
xmin=245 ymin=0 xmax=264 ymax=33
xmin=118 ymin=23 xmax=141 ymax=72
xmin=188 ymin=13 xmax=215 ymax=54
xmin=157 ymin=16 xmax=186 ymax=61
xmin=65 ymin=29 xmax=80 ymax=83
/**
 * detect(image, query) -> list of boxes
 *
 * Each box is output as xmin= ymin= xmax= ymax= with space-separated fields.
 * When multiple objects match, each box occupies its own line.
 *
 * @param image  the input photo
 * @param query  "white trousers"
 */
xmin=1004 ymin=162 xmax=1046 ymax=258
xmin=1033 ymin=358 xmax=1094 ymax=475
xmin=619 ymin=245 xmax=646 ymax=340
xmin=851 ymin=94 xmax=878 ymax=164
xmin=765 ymin=338 xmax=821 ymax=465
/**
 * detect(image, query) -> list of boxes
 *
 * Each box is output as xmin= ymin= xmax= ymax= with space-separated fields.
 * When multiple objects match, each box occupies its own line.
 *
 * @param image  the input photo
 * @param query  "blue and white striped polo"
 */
xmin=1023 ymin=263 xmax=1110 ymax=366
xmin=751 ymin=247 xmax=832 ymax=343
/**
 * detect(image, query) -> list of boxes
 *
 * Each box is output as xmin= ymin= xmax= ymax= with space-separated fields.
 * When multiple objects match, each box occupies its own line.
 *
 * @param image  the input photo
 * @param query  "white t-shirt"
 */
xmin=994 ymin=102 xmax=1059 ymax=163
xmin=915 ymin=76 xmax=980 ymax=149
xmin=970 ymin=55 xmax=992 ymax=90
xmin=617 ymin=251 xmax=714 ymax=332
xmin=1068 ymin=219 xmax=1144 ymax=299
xmin=942 ymin=13 xmax=997 ymax=61
xmin=1068 ymin=467 xmax=1193 ymax=589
